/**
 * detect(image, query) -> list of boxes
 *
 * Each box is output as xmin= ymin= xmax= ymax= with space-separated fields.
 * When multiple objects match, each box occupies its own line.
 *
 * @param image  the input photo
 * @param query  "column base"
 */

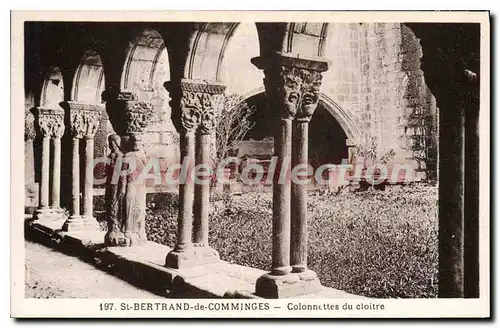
xmin=165 ymin=245 xmax=220 ymax=269
xmin=33 ymin=207 xmax=67 ymax=221
xmin=255 ymin=270 xmax=322 ymax=299
xmin=62 ymin=215 xmax=100 ymax=232
xmin=105 ymin=230 xmax=147 ymax=247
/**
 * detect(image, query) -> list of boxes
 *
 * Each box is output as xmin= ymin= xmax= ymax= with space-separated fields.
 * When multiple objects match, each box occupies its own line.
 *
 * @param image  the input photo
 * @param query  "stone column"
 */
xmin=289 ymin=66 xmax=327 ymax=287
xmin=40 ymin=131 xmax=50 ymax=209
xmin=177 ymin=129 xmax=196 ymax=251
xmin=71 ymin=136 xmax=80 ymax=217
xmin=165 ymin=79 xmax=225 ymax=269
xmin=105 ymin=92 xmax=153 ymax=246
xmin=50 ymin=135 xmax=62 ymax=208
xmin=407 ymin=24 xmax=480 ymax=297
xmin=25 ymin=111 xmax=38 ymax=213
xmin=193 ymin=131 xmax=210 ymax=246
xmin=251 ymin=53 xmax=330 ymax=298
xmin=62 ymin=101 xmax=104 ymax=231
xmin=34 ymin=107 xmax=65 ymax=221
xmin=291 ymin=120 xmax=309 ymax=273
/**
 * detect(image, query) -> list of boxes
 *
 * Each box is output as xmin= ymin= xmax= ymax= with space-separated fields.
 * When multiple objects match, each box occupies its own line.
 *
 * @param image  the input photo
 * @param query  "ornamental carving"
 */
xmin=67 ymin=102 xmax=104 ymax=139
xmin=177 ymin=80 xmax=226 ymax=134
xmin=106 ymin=92 xmax=154 ymax=136
xmin=37 ymin=107 xmax=65 ymax=139
xmin=264 ymin=66 xmax=323 ymax=121
xmin=25 ymin=111 xmax=36 ymax=141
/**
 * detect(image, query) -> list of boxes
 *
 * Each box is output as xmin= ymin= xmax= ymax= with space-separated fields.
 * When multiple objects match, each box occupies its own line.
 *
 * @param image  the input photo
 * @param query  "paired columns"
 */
xmin=34 ymin=107 xmax=65 ymax=220
xmin=251 ymin=53 xmax=330 ymax=298
xmin=165 ymin=79 xmax=226 ymax=269
xmin=62 ymin=101 xmax=104 ymax=231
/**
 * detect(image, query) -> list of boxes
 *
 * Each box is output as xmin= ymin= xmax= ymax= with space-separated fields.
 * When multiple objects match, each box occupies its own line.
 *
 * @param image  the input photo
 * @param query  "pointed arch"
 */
xmin=242 ymin=87 xmax=360 ymax=142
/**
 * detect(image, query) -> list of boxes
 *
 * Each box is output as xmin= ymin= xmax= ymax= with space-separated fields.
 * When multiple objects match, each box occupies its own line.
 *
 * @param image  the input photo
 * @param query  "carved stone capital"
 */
xmin=25 ymin=111 xmax=36 ymax=141
xmin=252 ymin=53 xmax=330 ymax=121
xmin=36 ymin=107 xmax=65 ymax=139
xmin=106 ymin=92 xmax=154 ymax=136
xmin=66 ymin=101 xmax=104 ymax=139
xmin=166 ymin=80 xmax=226 ymax=134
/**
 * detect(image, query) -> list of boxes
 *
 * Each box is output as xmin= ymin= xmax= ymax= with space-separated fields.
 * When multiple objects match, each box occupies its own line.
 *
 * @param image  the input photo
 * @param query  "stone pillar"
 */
xmin=105 ymin=92 xmax=153 ymax=246
xmin=193 ymin=132 xmax=211 ymax=246
xmin=40 ymin=132 xmax=50 ymax=209
xmin=177 ymin=129 xmax=196 ymax=251
xmin=407 ymin=24 xmax=481 ymax=298
xmin=272 ymin=118 xmax=292 ymax=275
xmin=62 ymin=101 xmax=104 ymax=231
xmin=83 ymin=137 xmax=95 ymax=219
xmin=25 ymin=111 xmax=38 ymax=213
xmin=34 ymin=107 xmax=65 ymax=221
xmin=50 ymin=136 xmax=62 ymax=208
xmin=464 ymin=70 xmax=480 ymax=298
xmin=165 ymin=79 xmax=225 ymax=269
xmin=251 ymin=53 xmax=330 ymax=298
xmin=71 ymin=137 xmax=80 ymax=217
xmin=291 ymin=119 xmax=309 ymax=273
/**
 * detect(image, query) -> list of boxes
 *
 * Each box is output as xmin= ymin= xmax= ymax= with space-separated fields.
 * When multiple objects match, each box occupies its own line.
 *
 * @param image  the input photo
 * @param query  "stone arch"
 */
xmin=71 ymin=50 xmax=105 ymax=103
xmin=184 ymin=22 xmax=329 ymax=82
xmin=184 ymin=23 xmax=240 ymax=81
xmin=219 ymin=23 xmax=262 ymax=94
xmin=120 ymin=28 xmax=170 ymax=103
xmin=318 ymin=94 xmax=361 ymax=143
xmin=118 ymin=28 xmax=177 ymax=165
xmin=242 ymin=86 xmax=360 ymax=142
xmin=283 ymin=23 xmax=329 ymax=57
xmin=40 ymin=66 xmax=64 ymax=108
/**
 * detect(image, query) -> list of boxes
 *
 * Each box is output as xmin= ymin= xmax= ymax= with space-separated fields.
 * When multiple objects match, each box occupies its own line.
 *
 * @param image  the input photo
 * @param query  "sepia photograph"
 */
xmin=10 ymin=10 xmax=490 ymax=318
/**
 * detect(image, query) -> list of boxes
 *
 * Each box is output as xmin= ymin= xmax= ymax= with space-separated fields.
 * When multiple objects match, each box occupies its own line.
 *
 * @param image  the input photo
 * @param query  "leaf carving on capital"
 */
xmin=106 ymin=92 xmax=154 ymax=135
xmin=180 ymin=91 xmax=219 ymax=133
xmin=25 ymin=111 xmax=36 ymax=141
xmin=37 ymin=109 xmax=65 ymax=139
xmin=124 ymin=101 xmax=154 ymax=134
xmin=70 ymin=108 xmax=103 ymax=139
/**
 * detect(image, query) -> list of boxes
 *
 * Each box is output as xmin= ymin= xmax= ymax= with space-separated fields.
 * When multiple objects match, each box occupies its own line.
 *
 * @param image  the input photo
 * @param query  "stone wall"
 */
xmin=320 ymin=23 xmax=437 ymax=177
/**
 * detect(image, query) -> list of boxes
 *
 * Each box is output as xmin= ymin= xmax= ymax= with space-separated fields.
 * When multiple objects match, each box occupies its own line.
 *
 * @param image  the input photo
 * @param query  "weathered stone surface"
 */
xmin=165 ymin=246 xmax=220 ymax=269
xmin=66 ymin=101 xmax=104 ymax=139
xmin=255 ymin=272 xmax=323 ymax=299
xmin=36 ymin=107 xmax=65 ymax=139
xmin=105 ymin=91 xmax=154 ymax=136
xmin=104 ymin=135 xmax=124 ymax=244
xmin=24 ymin=111 xmax=36 ymax=141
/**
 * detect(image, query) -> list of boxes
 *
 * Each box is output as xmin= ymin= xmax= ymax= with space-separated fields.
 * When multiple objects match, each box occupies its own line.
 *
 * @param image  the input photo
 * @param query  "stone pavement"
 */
xmin=25 ymin=240 xmax=160 ymax=298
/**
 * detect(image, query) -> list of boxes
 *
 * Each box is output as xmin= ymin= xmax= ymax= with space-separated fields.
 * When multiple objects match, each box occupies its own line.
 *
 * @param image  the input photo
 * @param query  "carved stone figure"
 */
xmin=120 ymin=134 xmax=148 ymax=246
xmin=297 ymin=69 xmax=323 ymax=120
xmin=104 ymin=134 xmax=125 ymax=245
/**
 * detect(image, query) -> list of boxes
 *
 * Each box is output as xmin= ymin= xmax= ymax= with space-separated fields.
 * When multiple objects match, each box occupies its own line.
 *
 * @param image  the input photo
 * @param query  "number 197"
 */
xmin=100 ymin=303 xmax=114 ymax=311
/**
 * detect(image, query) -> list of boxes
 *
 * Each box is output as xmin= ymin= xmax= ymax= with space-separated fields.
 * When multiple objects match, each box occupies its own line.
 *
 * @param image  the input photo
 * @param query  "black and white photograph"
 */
xmin=10 ymin=10 xmax=490 ymax=318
